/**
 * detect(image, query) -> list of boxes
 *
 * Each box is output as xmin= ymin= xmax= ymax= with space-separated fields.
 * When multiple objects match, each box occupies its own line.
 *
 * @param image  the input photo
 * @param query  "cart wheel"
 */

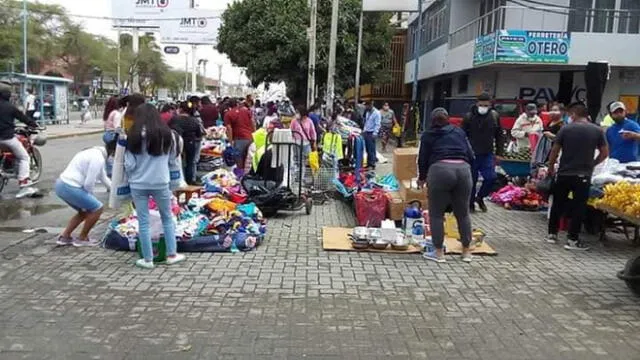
xmin=305 ymin=198 xmax=313 ymax=215
xmin=617 ymin=254 xmax=640 ymax=296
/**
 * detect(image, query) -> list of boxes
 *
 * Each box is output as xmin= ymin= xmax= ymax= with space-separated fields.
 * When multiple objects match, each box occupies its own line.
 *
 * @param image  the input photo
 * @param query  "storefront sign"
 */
xmin=473 ymin=33 xmax=496 ymax=66
xmin=496 ymin=30 xmax=570 ymax=64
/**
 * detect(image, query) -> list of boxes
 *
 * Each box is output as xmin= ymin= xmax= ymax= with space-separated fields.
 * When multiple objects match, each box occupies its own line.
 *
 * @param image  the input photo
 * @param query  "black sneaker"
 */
xmin=469 ymin=203 xmax=476 ymax=213
xmin=476 ymin=197 xmax=488 ymax=212
xmin=564 ymin=239 xmax=591 ymax=251
xmin=546 ymin=234 xmax=558 ymax=244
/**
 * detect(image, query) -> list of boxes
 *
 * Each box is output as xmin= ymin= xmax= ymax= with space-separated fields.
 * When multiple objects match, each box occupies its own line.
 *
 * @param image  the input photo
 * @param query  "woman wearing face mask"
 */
xmin=379 ymin=102 xmax=398 ymax=152
xmin=543 ymin=104 xmax=565 ymax=140
xmin=511 ymin=103 xmax=544 ymax=150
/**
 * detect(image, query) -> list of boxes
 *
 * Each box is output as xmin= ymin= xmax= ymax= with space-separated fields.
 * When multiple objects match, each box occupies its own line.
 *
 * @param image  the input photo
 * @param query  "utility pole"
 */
xmin=22 ymin=0 xmax=27 ymax=76
xmin=411 ymin=0 xmax=423 ymax=104
xmin=116 ymin=30 xmax=121 ymax=91
xmin=306 ymin=0 xmax=318 ymax=108
xmin=131 ymin=28 xmax=140 ymax=93
xmin=217 ymin=64 xmax=223 ymax=97
xmin=325 ymin=0 xmax=339 ymax=116
xmin=190 ymin=0 xmax=197 ymax=94
xmin=202 ymin=59 xmax=208 ymax=92
xmin=191 ymin=45 xmax=197 ymax=93
xmin=184 ymin=50 xmax=189 ymax=95
xmin=354 ymin=11 xmax=364 ymax=104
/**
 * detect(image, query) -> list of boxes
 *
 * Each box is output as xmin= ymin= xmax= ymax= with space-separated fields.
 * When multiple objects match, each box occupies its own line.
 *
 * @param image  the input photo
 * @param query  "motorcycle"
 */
xmin=0 ymin=126 xmax=47 ymax=193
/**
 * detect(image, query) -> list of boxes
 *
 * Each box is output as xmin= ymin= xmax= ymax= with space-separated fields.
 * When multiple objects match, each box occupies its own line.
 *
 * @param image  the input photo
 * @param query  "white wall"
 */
xmin=449 ymin=0 xmax=479 ymax=31
xmin=568 ymin=33 xmax=640 ymax=67
xmin=405 ymin=43 xmax=449 ymax=83
xmin=505 ymin=0 xmax=569 ymax=31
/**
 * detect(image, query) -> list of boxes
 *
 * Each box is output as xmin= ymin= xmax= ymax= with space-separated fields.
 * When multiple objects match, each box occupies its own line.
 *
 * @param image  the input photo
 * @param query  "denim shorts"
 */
xmin=55 ymin=179 xmax=103 ymax=213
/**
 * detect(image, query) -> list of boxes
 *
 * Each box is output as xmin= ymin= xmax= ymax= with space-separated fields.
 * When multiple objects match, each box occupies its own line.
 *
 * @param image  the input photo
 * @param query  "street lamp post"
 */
xmin=22 ymin=0 xmax=28 ymax=97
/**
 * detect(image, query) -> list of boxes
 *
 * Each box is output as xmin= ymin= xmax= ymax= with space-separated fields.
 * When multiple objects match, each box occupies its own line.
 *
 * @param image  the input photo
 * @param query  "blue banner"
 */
xmin=473 ymin=33 xmax=496 ymax=66
xmin=495 ymin=30 xmax=571 ymax=64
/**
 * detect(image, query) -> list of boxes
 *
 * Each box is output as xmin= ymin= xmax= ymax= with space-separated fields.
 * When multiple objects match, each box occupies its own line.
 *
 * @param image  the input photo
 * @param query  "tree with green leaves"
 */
xmin=217 ymin=0 xmax=393 ymax=104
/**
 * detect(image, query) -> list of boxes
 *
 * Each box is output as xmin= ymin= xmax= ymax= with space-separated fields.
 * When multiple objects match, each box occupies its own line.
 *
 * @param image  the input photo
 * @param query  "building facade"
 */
xmin=405 ymin=0 xmax=640 ymax=122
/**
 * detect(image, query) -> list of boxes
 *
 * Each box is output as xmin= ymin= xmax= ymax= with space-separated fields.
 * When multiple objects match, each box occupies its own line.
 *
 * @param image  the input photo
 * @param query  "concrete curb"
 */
xmin=48 ymin=129 xmax=104 ymax=140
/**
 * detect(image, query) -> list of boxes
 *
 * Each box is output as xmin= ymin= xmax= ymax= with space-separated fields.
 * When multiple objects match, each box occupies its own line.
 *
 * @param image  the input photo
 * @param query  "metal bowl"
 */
xmin=371 ymin=242 xmax=388 ymax=250
xmin=391 ymin=243 xmax=409 ymax=251
xmin=351 ymin=239 xmax=370 ymax=250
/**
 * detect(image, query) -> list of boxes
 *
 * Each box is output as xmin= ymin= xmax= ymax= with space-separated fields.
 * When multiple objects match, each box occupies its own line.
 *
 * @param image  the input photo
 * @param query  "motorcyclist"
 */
xmin=0 ymin=82 xmax=39 ymax=191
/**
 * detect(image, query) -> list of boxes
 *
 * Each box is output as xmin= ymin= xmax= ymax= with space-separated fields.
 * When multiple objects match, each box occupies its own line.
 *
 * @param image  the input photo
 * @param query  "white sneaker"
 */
xmin=165 ymin=253 xmax=186 ymax=265
xmin=135 ymin=259 xmax=155 ymax=269
xmin=16 ymin=187 xmax=37 ymax=199
xmin=72 ymin=238 xmax=101 ymax=247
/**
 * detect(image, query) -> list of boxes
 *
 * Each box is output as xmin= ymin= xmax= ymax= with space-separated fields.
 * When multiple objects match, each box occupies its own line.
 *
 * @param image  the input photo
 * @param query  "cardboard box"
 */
xmin=399 ymin=179 xmax=428 ymax=207
xmin=393 ymin=147 xmax=418 ymax=180
xmin=387 ymin=191 xmax=405 ymax=221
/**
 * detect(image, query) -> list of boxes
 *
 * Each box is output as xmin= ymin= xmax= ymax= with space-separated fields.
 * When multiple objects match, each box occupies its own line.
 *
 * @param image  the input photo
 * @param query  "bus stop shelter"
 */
xmin=0 ymin=72 xmax=73 ymax=125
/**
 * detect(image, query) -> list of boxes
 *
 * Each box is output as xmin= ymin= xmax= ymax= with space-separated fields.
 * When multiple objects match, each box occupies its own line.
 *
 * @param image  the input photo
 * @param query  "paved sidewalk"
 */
xmin=43 ymin=120 xmax=104 ymax=140
xmin=1 ymin=162 xmax=640 ymax=358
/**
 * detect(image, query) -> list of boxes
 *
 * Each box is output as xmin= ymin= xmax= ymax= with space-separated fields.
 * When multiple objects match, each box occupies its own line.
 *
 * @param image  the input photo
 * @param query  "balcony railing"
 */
xmin=449 ymin=6 xmax=640 ymax=49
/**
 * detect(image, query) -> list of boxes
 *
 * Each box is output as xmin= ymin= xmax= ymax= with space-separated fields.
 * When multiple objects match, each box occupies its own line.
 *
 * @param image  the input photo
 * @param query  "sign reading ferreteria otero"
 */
xmin=473 ymin=30 xmax=571 ymax=66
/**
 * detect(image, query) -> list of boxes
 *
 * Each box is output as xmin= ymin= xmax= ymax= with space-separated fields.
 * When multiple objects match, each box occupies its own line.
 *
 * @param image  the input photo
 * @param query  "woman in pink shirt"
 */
xmin=290 ymin=106 xmax=317 ymax=181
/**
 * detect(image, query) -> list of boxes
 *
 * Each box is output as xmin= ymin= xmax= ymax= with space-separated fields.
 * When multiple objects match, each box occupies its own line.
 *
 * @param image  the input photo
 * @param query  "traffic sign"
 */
xmin=164 ymin=46 xmax=180 ymax=54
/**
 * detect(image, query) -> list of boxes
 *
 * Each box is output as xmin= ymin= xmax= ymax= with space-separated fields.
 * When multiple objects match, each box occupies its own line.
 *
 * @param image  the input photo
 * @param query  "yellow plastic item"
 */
xmin=392 ymin=123 xmax=402 ymax=137
xmin=309 ymin=151 xmax=320 ymax=173
xmin=444 ymin=213 xmax=460 ymax=239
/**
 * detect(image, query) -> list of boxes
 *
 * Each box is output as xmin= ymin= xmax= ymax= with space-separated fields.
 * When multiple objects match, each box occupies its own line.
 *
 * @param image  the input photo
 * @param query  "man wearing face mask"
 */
xmin=363 ymin=101 xmax=381 ymax=169
xmin=605 ymin=102 xmax=640 ymax=163
xmin=462 ymin=93 xmax=505 ymax=212
xmin=511 ymin=103 xmax=544 ymax=150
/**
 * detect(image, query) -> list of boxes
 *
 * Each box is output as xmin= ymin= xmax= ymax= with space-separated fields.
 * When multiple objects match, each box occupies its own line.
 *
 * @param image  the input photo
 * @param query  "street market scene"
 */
xmin=1 ymin=0 xmax=640 ymax=359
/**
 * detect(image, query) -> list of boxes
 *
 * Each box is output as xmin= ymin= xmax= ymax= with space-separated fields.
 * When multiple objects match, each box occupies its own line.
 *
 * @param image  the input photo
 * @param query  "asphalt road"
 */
xmin=0 ymin=134 xmax=108 ymax=234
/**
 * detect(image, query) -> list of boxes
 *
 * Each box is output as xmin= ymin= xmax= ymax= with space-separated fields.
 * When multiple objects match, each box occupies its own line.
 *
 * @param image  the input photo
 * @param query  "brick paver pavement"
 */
xmin=1 ymin=196 xmax=640 ymax=359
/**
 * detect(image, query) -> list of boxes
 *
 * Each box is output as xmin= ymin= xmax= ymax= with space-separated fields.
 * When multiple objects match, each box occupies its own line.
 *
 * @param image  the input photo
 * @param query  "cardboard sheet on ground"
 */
xmin=322 ymin=227 xmax=421 ymax=254
xmin=322 ymin=227 xmax=497 ymax=255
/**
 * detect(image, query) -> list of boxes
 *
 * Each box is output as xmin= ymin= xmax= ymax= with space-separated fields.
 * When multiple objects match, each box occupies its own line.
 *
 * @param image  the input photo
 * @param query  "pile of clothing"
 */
xmin=490 ymin=183 xmax=547 ymax=211
xmin=199 ymin=126 xmax=229 ymax=172
xmin=106 ymin=169 xmax=266 ymax=253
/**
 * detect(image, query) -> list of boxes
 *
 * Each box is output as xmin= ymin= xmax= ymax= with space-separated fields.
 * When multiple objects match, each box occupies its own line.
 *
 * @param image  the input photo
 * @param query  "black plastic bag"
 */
xmin=536 ymin=176 xmax=554 ymax=197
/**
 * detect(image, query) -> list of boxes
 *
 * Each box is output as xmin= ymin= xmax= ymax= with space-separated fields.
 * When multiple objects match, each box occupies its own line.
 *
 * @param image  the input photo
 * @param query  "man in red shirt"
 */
xmin=224 ymin=99 xmax=255 ymax=169
xmin=199 ymin=96 xmax=219 ymax=128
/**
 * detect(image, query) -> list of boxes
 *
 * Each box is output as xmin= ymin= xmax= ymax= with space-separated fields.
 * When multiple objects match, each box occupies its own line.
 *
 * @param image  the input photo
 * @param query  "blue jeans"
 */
xmin=131 ymin=187 xmax=177 ymax=262
xmin=55 ymin=179 xmax=103 ymax=213
xmin=471 ymin=153 xmax=496 ymax=204
xmin=363 ymin=132 xmax=377 ymax=167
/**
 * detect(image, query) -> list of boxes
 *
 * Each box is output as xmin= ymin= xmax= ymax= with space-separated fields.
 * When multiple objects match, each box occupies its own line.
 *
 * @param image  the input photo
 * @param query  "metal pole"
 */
xmin=22 ymin=0 xmax=27 ymax=75
xmin=191 ymin=45 xmax=197 ymax=93
xmin=326 ymin=0 xmax=339 ymax=116
xmin=202 ymin=60 xmax=208 ymax=92
xmin=306 ymin=0 xmax=318 ymax=108
xmin=217 ymin=64 xmax=223 ymax=97
xmin=354 ymin=11 xmax=364 ymax=104
xmin=184 ymin=50 xmax=189 ymax=95
xmin=131 ymin=28 xmax=140 ymax=93
xmin=117 ymin=30 xmax=121 ymax=91
xmin=22 ymin=0 xmax=27 ymax=97
xmin=411 ymin=0 xmax=422 ymax=103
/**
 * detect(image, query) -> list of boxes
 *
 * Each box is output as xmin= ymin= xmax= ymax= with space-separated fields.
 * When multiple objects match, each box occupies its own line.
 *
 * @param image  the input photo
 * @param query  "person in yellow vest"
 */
xmin=120 ymin=94 xmax=146 ymax=133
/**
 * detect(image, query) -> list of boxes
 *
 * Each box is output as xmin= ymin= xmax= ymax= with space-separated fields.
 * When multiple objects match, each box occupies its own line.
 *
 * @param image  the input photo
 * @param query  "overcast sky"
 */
xmin=33 ymin=0 xmax=248 ymax=85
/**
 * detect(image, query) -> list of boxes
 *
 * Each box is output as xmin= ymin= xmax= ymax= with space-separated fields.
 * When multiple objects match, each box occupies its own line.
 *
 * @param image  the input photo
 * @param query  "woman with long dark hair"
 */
xmin=125 ymin=104 xmax=184 ymax=269
xmin=169 ymin=101 xmax=203 ymax=185
xmin=417 ymin=108 xmax=475 ymax=263
xmin=121 ymin=93 xmax=146 ymax=132
xmin=102 ymin=96 xmax=119 ymax=128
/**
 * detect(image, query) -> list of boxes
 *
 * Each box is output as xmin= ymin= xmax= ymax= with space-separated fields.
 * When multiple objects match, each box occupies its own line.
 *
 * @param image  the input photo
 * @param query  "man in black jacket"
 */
xmin=462 ymin=93 xmax=505 ymax=212
xmin=0 ymin=83 xmax=39 ymax=191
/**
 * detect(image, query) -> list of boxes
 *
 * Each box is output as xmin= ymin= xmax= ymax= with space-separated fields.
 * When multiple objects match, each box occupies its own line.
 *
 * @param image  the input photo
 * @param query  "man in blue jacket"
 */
xmin=605 ymin=101 xmax=640 ymax=163
xmin=363 ymin=101 xmax=381 ymax=169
